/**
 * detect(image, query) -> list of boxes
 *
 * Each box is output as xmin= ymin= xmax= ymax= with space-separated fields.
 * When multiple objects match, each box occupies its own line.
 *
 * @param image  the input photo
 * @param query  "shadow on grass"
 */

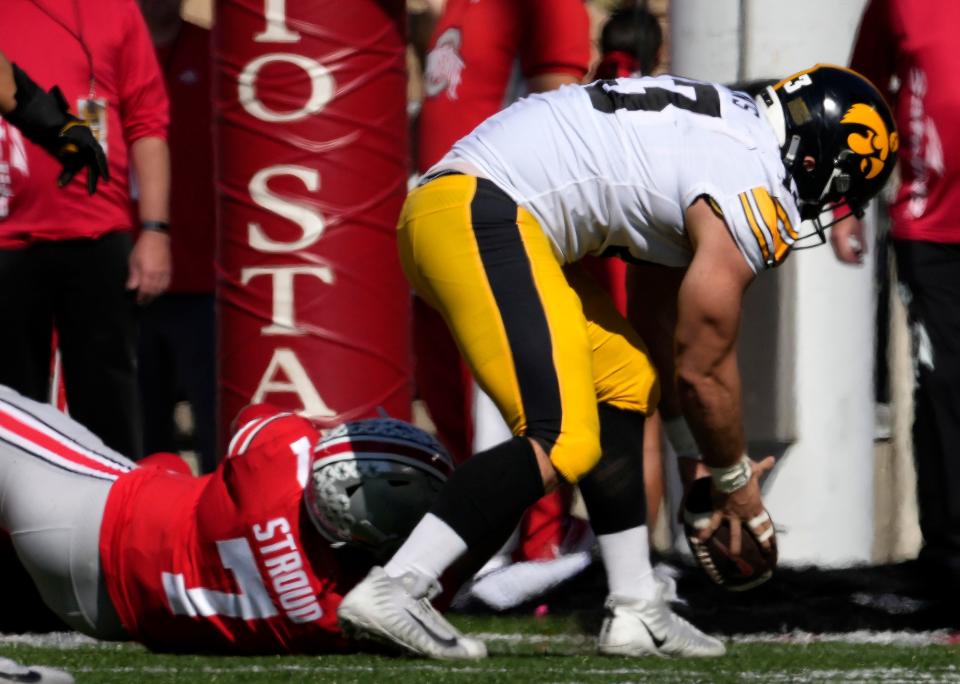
xmin=452 ymin=556 xmax=960 ymax=635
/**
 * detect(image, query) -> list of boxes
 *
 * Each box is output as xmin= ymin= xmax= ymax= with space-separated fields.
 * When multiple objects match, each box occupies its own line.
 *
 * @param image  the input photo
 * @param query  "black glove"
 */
xmin=5 ymin=63 xmax=109 ymax=195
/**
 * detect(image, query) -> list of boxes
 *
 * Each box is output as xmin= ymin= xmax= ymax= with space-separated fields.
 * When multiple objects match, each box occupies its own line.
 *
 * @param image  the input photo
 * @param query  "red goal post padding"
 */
xmin=214 ymin=0 xmax=411 ymax=448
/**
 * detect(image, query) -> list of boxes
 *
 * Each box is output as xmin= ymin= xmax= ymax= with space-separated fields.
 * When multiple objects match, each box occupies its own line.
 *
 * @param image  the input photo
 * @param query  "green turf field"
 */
xmin=3 ymin=614 xmax=958 ymax=683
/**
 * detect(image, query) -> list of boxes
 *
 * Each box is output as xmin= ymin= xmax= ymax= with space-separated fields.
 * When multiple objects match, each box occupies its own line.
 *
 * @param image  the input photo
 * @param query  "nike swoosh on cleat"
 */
xmin=641 ymin=621 xmax=667 ymax=649
xmin=405 ymin=609 xmax=460 ymax=649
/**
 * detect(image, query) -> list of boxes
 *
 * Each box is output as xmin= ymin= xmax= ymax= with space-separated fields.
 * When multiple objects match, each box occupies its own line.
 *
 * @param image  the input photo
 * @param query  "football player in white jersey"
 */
xmin=339 ymin=65 xmax=898 ymax=659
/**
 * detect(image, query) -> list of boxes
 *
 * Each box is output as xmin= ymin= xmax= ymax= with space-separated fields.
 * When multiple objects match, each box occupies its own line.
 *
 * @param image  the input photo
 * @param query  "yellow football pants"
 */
xmin=398 ymin=174 xmax=659 ymax=483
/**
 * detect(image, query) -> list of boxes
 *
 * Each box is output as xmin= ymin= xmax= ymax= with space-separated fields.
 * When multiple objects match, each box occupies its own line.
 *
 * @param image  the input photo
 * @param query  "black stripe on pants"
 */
xmin=470 ymin=178 xmax=562 ymax=454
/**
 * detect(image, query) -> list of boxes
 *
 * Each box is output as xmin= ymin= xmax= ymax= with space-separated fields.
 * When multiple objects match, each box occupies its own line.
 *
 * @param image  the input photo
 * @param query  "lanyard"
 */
xmin=26 ymin=0 xmax=96 ymax=98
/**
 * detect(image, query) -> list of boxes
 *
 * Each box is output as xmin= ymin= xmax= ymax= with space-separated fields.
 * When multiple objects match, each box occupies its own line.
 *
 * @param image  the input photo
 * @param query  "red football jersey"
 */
xmin=99 ymin=413 xmax=350 ymax=653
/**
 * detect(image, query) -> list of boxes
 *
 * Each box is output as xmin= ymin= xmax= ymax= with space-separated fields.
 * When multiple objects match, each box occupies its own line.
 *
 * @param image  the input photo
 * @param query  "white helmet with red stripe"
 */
xmin=305 ymin=417 xmax=454 ymax=558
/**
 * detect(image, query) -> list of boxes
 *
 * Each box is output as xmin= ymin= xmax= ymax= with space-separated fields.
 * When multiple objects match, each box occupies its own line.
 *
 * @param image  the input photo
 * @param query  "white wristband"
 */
xmin=664 ymin=416 xmax=701 ymax=460
xmin=708 ymin=455 xmax=753 ymax=493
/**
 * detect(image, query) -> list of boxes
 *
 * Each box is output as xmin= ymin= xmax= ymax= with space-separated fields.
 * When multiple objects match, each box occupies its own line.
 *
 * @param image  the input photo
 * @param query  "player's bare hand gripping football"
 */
xmin=638 ymin=198 xmax=776 ymax=558
xmin=705 ymin=456 xmax=775 ymax=556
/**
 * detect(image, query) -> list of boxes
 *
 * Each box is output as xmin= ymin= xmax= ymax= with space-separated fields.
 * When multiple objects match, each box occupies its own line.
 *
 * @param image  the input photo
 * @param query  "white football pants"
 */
xmin=0 ymin=384 xmax=133 ymax=638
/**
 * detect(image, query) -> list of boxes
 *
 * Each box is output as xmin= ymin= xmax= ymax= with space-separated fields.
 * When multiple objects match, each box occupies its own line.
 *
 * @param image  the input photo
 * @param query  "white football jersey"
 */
xmin=434 ymin=76 xmax=802 ymax=273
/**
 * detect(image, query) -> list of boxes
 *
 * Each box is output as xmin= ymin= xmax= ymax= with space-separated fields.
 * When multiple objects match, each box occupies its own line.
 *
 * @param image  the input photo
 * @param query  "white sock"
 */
xmin=597 ymin=526 xmax=657 ymax=601
xmin=383 ymin=513 xmax=468 ymax=582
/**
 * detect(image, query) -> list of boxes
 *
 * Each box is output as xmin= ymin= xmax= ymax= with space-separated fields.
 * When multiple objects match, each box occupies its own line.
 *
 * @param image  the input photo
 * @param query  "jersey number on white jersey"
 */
xmin=587 ymin=77 xmax=721 ymax=118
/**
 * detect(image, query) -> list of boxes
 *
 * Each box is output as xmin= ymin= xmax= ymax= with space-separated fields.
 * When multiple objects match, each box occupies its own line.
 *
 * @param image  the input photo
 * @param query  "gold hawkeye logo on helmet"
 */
xmin=842 ymin=103 xmax=899 ymax=180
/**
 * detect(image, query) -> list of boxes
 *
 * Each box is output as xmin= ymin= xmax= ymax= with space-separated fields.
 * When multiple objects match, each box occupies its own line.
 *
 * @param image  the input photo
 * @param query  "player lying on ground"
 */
xmin=337 ymin=65 xmax=898 ymax=659
xmin=0 ymin=385 xmax=452 ymax=654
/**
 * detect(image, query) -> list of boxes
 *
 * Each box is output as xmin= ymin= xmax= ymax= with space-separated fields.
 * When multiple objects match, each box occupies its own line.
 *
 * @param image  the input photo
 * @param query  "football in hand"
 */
xmin=682 ymin=476 xmax=777 ymax=591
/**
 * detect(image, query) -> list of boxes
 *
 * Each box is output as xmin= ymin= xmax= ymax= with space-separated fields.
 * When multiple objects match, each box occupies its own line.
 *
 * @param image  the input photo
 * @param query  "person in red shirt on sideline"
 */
xmin=0 ymin=0 xmax=172 ymax=459
xmin=832 ymin=0 xmax=960 ymax=602
xmin=0 ymin=384 xmax=453 ymax=654
xmin=136 ymin=0 xmax=217 ymax=472
xmin=413 ymin=0 xmax=591 ymax=587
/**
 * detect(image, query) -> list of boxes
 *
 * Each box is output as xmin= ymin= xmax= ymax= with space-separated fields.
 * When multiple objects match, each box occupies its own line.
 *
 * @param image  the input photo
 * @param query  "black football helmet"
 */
xmin=756 ymin=64 xmax=898 ymax=242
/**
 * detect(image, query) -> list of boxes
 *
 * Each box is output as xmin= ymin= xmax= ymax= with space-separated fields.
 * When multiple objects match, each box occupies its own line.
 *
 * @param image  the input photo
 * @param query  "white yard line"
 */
xmin=0 ymin=632 xmax=113 ymax=649
xmin=473 ymin=632 xmax=592 ymax=645
xmin=727 ymin=630 xmax=956 ymax=646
